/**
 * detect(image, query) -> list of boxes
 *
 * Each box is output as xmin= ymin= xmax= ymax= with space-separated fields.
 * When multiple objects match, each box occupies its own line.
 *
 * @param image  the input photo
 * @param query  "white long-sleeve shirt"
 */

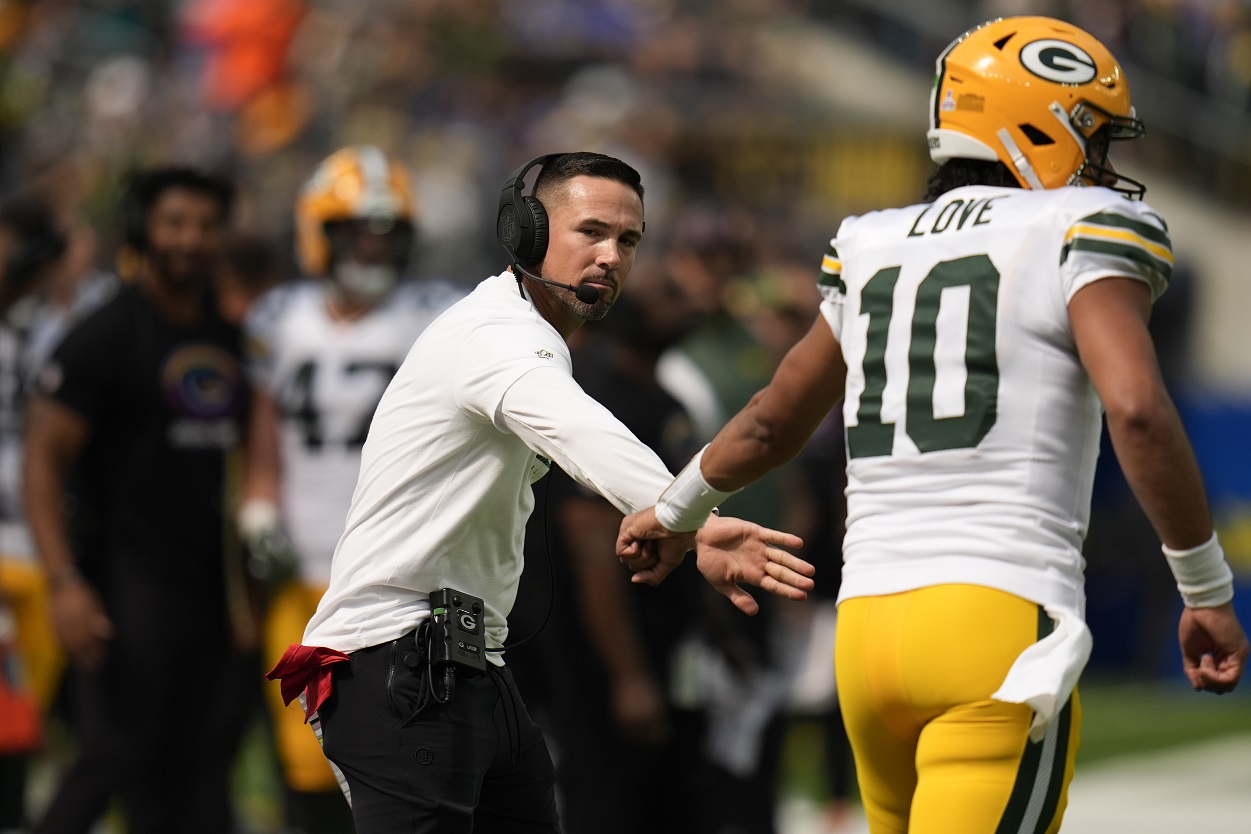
xmin=303 ymin=272 xmax=674 ymax=660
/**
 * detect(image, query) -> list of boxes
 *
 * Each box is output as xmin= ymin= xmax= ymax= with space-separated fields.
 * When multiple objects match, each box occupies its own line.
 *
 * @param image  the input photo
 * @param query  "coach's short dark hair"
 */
xmin=533 ymin=152 xmax=644 ymax=206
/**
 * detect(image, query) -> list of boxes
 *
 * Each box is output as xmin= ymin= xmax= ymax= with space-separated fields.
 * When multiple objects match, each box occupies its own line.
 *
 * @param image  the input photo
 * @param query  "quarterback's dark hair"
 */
xmin=924 ymin=158 xmax=1021 ymax=201
xmin=533 ymin=152 xmax=644 ymax=205
xmin=122 ymin=165 xmax=236 ymax=252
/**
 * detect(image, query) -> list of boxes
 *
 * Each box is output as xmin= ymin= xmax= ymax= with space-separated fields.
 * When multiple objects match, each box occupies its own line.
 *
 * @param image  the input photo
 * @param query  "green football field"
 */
xmin=779 ymin=675 xmax=1251 ymax=806
xmin=225 ymin=675 xmax=1251 ymax=832
xmin=43 ymin=674 xmax=1249 ymax=832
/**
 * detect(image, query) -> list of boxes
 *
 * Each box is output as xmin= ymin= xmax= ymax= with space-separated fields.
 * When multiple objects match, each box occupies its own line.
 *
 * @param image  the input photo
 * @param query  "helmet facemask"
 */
xmin=324 ymin=216 xmax=415 ymax=303
xmin=1065 ymin=102 xmax=1146 ymax=199
xmin=295 ymin=145 xmax=419 ymax=292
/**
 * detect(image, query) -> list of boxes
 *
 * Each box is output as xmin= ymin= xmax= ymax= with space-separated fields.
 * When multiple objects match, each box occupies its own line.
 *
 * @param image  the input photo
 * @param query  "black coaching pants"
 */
xmin=318 ymin=632 xmax=559 ymax=834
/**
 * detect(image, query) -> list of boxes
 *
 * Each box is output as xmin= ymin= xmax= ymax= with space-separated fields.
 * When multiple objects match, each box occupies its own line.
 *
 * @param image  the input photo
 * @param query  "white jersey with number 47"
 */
xmin=245 ymin=279 xmax=464 ymax=584
xmin=818 ymin=185 xmax=1172 ymax=615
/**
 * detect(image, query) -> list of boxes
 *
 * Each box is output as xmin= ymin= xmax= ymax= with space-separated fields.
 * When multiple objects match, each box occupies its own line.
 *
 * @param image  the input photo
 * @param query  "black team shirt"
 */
xmin=36 ymin=282 xmax=248 ymax=613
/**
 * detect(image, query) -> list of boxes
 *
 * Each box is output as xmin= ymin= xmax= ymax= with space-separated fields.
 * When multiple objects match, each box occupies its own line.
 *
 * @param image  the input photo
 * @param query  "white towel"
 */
xmin=991 ymin=606 xmax=1093 ymax=742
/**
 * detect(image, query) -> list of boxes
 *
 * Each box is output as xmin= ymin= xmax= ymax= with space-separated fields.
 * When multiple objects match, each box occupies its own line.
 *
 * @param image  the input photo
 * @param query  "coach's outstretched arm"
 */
xmin=1070 ymin=276 xmax=1249 ymax=694
xmin=618 ymin=317 xmax=845 ymax=595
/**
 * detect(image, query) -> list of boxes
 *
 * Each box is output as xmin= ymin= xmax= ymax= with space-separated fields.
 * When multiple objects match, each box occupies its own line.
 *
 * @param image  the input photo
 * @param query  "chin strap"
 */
xmin=996 ymin=128 xmax=1046 ymax=190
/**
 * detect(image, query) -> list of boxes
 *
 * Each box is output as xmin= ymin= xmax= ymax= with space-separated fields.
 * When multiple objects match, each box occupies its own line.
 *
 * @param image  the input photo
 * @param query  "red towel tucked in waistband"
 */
xmin=265 ymin=644 xmax=350 ymax=721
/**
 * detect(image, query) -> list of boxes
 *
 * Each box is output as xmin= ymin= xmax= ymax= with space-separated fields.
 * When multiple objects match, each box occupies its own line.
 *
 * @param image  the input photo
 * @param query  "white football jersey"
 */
xmin=819 ymin=185 xmax=1172 ymax=615
xmin=244 ymin=279 xmax=464 ymax=583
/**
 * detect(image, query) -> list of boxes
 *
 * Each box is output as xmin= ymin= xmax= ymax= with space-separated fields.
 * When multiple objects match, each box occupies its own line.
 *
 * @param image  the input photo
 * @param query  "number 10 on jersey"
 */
xmin=846 ymin=254 xmax=1001 ymax=459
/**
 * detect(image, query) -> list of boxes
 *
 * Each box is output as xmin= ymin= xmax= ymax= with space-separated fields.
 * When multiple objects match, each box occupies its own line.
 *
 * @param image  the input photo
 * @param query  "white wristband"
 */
xmin=238 ymin=499 xmax=281 ymax=539
xmin=1163 ymin=533 xmax=1235 ymax=609
xmin=653 ymin=445 xmax=741 ymax=533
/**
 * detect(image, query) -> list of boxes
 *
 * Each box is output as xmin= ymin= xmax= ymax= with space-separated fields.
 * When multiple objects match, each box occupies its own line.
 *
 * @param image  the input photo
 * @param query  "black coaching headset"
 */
xmin=497 ymin=153 xmax=629 ymax=306
xmin=496 ymin=153 xmax=563 ymax=271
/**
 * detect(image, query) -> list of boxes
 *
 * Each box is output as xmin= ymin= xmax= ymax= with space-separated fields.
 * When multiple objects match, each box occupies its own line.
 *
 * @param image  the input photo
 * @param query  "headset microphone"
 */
xmin=497 ymin=153 xmax=606 ymax=306
xmin=513 ymin=262 xmax=602 ymax=304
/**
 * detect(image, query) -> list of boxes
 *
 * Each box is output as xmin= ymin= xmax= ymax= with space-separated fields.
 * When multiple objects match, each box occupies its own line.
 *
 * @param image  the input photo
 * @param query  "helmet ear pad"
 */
xmin=518 ymin=195 xmax=548 ymax=269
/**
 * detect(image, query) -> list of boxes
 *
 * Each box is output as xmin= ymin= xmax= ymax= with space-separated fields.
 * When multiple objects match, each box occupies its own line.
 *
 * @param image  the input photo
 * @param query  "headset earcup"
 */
xmin=496 ymin=200 xmax=525 ymax=264
xmin=521 ymin=195 xmax=548 ymax=267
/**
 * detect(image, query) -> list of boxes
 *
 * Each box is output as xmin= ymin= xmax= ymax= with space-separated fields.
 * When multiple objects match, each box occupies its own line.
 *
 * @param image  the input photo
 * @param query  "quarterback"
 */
xmin=620 ymin=16 xmax=1250 ymax=834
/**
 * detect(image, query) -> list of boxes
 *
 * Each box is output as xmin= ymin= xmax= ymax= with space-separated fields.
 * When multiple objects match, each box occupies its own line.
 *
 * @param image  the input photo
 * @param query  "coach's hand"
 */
xmin=617 ymin=506 xmax=695 ymax=586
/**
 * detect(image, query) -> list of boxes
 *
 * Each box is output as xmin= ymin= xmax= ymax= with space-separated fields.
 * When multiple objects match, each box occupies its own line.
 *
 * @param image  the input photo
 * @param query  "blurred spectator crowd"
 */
xmin=4 ymin=0 xmax=1249 ymax=266
xmin=819 ymin=0 xmax=1251 ymax=204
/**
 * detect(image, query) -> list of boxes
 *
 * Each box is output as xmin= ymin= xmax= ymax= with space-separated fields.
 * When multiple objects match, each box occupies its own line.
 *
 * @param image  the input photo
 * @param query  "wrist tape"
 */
xmin=654 ymin=445 xmax=740 ymax=533
xmin=1163 ymin=533 xmax=1235 ymax=609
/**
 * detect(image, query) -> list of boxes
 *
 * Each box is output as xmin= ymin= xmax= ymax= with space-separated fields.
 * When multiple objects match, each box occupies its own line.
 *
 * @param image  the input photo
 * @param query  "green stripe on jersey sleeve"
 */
xmin=1060 ymin=238 xmax=1173 ymax=285
xmin=1079 ymin=211 xmax=1171 ymax=246
xmin=817 ymin=243 xmax=846 ymax=296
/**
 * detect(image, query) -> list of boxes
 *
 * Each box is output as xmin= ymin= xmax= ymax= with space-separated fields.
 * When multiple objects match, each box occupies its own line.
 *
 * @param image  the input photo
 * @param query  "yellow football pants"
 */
xmin=836 ymin=584 xmax=1081 ymax=834
xmin=263 ymin=581 xmax=340 ymax=793
xmin=0 ymin=558 xmax=65 ymax=710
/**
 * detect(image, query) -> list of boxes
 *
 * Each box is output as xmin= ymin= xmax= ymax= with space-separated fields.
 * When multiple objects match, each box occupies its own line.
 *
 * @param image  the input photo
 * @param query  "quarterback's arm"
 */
xmin=1070 ymin=276 xmax=1248 ymax=693
xmin=24 ymin=395 xmax=113 ymax=668
xmin=616 ymin=318 xmax=839 ymax=611
xmin=701 ymin=315 xmax=847 ymax=488
xmin=499 ymin=367 xmax=812 ymax=613
xmin=1070 ymin=277 xmax=1211 ymax=549
xmin=619 ymin=315 xmax=845 ymax=542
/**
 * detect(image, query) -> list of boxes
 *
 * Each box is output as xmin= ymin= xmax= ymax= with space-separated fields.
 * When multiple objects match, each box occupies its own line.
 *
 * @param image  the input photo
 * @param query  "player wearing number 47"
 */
xmin=619 ymin=16 xmax=1250 ymax=834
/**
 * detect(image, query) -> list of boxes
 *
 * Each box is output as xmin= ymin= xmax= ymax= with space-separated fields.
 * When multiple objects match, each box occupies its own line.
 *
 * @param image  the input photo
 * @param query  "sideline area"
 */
xmin=779 ymin=733 xmax=1251 ymax=834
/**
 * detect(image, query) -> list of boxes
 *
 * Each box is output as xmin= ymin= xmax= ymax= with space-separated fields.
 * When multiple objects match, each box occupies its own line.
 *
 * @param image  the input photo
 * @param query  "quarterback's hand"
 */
xmin=692 ymin=515 xmax=811 ymax=615
xmin=1179 ymin=603 xmax=1250 ymax=694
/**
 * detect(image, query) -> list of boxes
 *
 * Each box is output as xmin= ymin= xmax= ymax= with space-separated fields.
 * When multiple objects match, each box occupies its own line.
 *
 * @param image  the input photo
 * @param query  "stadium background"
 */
xmin=2 ymin=0 xmax=1249 ymax=830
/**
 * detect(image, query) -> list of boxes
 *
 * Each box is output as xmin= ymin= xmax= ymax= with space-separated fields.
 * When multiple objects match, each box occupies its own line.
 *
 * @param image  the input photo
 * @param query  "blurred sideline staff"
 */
xmin=25 ymin=166 xmax=258 ymax=834
xmin=0 ymin=193 xmax=69 ymax=832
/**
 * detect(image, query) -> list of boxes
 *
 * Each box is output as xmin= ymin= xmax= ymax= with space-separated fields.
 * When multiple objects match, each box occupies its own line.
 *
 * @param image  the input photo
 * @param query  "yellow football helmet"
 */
xmin=927 ymin=16 xmax=1146 ymax=197
xmin=295 ymin=145 xmax=417 ymax=277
